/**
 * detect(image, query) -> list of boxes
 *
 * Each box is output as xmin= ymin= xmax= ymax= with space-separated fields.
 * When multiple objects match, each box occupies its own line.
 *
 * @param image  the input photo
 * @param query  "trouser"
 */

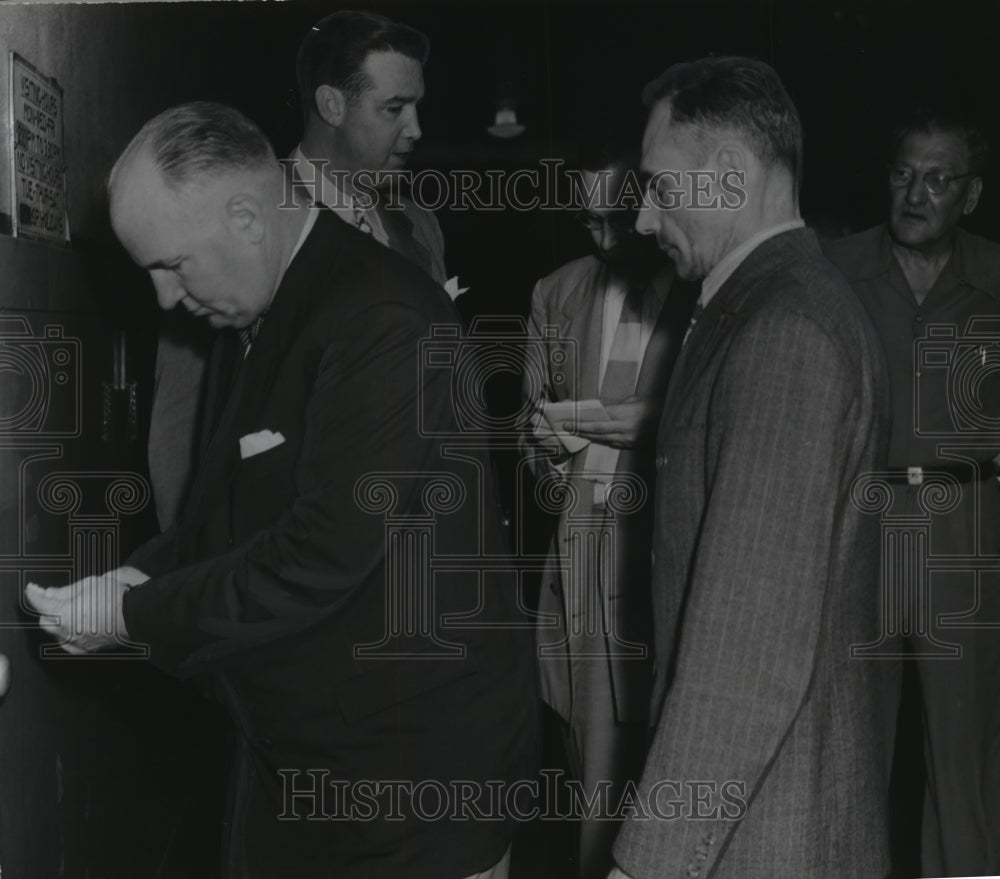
xmin=875 ymin=478 xmax=1000 ymax=877
xmin=541 ymin=638 xmax=647 ymax=879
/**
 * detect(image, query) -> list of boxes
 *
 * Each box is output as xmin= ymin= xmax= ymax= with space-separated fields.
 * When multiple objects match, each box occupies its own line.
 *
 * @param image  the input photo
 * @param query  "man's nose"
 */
xmin=150 ymin=271 xmax=185 ymax=310
xmin=402 ymin=106 xmax=421 ymax=142
xmin=905 ymin=174 xmax=929 ymax=205
xmin=635 ymin=201 xmax=656 ymax=236
xmin=599 ymin=224 xmax=618 ymax=253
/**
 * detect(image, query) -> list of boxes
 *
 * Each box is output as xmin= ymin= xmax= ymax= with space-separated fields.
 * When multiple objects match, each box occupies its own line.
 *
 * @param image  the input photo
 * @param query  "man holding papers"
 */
xmin=522 ymin=132 xmax=697 ymax=879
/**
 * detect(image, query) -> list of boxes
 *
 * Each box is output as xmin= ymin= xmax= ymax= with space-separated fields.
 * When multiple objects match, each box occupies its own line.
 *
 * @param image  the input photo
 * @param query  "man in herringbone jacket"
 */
xmin=609 ymin=57 xmax=892 ymax=879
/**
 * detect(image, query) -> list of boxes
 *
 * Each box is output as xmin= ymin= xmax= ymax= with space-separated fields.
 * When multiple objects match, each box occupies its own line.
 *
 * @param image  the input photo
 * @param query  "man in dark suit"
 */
xmin=607 ymin=58 xmax=892 ymax=878
xmin=522 ymin=134 xmax=697 ymax=879
xmin=27 ymin=102 xmax=535 ymax=879
xmin=149 ymin=10 xmax=448 ymax=532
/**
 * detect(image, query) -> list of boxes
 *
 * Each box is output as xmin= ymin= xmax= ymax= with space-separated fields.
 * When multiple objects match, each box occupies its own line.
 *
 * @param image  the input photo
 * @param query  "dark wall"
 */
xmin=6 ymin=0 xmax=1000 ymax=316
xmin=1 ymin=2 xmax=999 ymax=874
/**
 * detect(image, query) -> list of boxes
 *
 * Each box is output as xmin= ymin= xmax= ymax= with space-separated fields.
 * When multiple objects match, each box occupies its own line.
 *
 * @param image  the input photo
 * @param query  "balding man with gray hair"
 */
xmin=27 ymin=101 xmax=535 ymax=879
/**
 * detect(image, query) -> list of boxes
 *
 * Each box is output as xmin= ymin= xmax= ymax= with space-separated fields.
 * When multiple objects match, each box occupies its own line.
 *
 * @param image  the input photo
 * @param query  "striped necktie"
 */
xmin=599 ymin=285 xmax=645 ymax=401
xmin=580 ymin=284 xmax=646 ymax=508
xmin=238 ymin=314 xmax=265 ymax=358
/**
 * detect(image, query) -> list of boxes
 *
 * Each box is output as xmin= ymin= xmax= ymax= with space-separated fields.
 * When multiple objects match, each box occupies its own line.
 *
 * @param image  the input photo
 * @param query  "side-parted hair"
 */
xmin=296 ymin=10 xmax=430 ymax=121
xmin=577 ymin=127 xmax=641 ymax=176
xmin=642 ymin=56 xmax=802 ymax=179
xmin=892 ymin=110 xmax=988 ymax=176
xmin=109 ymin=101 xmax=275 ymax=191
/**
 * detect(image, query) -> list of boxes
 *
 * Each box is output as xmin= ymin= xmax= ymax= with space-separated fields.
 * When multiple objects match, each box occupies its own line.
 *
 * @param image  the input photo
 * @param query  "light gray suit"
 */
xmin=613 ymin=228 xmax=892 ymax=878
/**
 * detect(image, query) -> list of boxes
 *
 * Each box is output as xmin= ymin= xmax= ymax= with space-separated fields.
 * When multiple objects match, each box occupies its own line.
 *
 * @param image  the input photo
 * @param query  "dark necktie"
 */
xmin=683 ymin=301 xmax=705 ymax=346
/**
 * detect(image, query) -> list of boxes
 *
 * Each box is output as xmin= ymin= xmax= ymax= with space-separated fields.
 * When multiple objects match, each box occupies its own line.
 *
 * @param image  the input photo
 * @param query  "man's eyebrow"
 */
xmin=382 ymin=92 xmax=422 ymax=105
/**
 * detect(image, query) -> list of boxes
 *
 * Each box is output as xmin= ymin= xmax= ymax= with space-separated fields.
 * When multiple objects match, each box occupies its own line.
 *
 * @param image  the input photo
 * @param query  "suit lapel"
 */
xmin=377 ymin=204 xmax=436 ymax=280
xmin=635 ymin=266 xmax=686 ymax=397
xmin=660 ymin=228 xmax=816 ymax=426
xmin=660 ymin=283 xmax=736 ymax=428
xmin=183 ymin=209 xmax=347 ymax=522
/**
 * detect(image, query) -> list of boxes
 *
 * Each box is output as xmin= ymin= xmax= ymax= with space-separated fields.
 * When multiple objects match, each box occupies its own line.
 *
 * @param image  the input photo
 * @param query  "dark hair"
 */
xmin=642 ymin=56 xmax=802 ymax=178
xmin=110 ymin=101 xmax=275 ymax=190
xmin=892 ymin=110 xmax=989 ymax=176
xmin=576 ymin=127 xmax=640 ymax=175
xmin=296 ymin=10 xmax=430 ymax=121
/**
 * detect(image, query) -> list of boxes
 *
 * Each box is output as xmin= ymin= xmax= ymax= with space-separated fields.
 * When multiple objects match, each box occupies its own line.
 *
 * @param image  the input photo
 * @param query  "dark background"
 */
xmin=57 ymin=0 xmax=1000 ymax=323
xmin=1 ymin=1 xmax=996 ymax=875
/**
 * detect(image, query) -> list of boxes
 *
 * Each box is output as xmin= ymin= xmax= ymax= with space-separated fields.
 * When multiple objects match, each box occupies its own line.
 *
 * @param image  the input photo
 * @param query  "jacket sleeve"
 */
xmin=123 ymin=300 xmax=458 ymax=677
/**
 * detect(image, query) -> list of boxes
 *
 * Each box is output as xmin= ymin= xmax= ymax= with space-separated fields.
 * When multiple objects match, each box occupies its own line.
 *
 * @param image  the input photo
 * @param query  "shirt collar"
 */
xmin=289 ymin=145 xmax=353 ymax=212
xmin=863 ymin=224 xmax=1000 ymax=298
xmin=700 ymin=219 xmax=806 ymax=307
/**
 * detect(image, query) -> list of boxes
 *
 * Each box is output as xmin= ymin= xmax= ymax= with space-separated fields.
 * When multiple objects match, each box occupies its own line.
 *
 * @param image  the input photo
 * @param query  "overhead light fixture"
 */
xmin=488 ymin=107 xmax=525 ymax=139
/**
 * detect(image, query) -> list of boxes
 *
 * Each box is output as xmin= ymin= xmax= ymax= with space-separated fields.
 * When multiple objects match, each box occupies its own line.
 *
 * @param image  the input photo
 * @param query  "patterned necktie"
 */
xmin=599 ymin=285 xmax=645 ymax=401
xmin=238 ymin=314 xmax=266 ymax=358
xmin=581 ymin=284 xmax=646 ymax=508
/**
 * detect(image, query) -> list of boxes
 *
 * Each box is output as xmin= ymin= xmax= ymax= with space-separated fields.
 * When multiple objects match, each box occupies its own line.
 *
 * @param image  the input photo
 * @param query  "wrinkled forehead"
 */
xmin=895 ymin=129 xmax=970 ymax=170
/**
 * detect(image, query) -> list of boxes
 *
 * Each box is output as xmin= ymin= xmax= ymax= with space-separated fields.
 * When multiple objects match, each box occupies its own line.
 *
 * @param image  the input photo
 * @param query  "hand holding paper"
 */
xmin=570 ymin=395 xmax=659 ymax=449
xmin=24 ymin=565 xmax=149 ymax=654
xmin=539 ymin=399 xmax=610 ymax=454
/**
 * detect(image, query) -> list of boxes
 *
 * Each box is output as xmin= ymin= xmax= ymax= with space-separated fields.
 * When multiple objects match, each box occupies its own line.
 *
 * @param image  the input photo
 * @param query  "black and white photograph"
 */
xmin=1 ymin=1 xmax=999 ymax=877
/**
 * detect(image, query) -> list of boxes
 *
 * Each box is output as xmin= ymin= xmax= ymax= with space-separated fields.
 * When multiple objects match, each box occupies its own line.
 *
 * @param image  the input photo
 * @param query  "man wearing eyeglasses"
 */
xmin=824 ymin=111 xmax=1000 ymax=878
xmin=522 ymin=131 xmax=698 ymax=879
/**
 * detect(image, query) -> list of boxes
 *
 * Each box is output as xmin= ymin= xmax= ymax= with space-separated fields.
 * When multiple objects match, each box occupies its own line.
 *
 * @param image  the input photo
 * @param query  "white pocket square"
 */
xmin=443 ymin=276 xmax=470 ymax=301
xmin=239 ymin=429 xmax=285 ymax=460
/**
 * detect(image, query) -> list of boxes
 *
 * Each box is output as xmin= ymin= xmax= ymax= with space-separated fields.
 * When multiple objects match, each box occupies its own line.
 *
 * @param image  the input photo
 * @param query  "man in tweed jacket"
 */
xmin=609 ymin=57 xmax=892 ymax=879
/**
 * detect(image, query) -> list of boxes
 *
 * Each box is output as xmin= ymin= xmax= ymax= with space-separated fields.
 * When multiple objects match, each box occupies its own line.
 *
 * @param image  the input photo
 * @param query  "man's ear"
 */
xmin=964 ymin=176 xmax=983 ymax=215
xmin=314 ymin=84 xmax=347 ymax=127
xmin=227 ymin=193 xmax=265 ymax=244
xmin=715 ymin=143 xmax=747 ymax=175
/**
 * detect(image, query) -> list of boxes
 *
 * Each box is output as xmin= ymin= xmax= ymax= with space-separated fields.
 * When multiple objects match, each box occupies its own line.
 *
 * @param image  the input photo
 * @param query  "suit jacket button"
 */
xmin=261 ymin=736 xmax=274 ymax=749
xmin=655 ymin=455 xmax=666 ymax=468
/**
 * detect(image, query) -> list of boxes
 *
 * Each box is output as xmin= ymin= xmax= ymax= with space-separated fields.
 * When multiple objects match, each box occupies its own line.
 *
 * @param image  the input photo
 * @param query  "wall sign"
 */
xmin=9 ymin=52 xmax=69 ymax=242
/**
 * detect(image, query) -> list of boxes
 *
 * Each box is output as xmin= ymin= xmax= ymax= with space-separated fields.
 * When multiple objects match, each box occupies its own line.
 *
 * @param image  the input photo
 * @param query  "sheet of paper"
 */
xmin=535 ymin=399 xmax=609 ymax=454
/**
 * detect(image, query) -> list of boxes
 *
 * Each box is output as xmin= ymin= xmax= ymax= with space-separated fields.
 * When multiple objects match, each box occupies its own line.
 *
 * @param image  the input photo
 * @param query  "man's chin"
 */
xmin=383 ymin=156 xmax=411 ymax=174
xmin=889 ymin=225 xmax=941 ymax=251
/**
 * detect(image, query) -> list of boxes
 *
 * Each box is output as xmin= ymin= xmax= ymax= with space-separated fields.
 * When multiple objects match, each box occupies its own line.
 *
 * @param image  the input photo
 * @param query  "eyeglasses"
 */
xmin=575 ymin=210 xmax=637 ymax=235
xmin=887 ymin=165 xmax=976 ymax=196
